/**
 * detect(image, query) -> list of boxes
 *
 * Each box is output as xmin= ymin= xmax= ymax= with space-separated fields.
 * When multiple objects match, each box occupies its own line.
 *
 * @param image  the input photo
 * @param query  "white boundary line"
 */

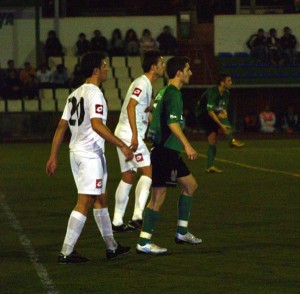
xmin=197 ymin=152 xmax=300 ymax=178
xmin=0 ymin=193 xmax=58 ymax=294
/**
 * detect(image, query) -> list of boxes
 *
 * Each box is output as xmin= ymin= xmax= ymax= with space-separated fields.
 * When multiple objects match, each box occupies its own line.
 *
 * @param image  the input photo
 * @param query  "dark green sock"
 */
xmin=177 ymin=194 xmax=193 ymax=235
xmin=207 ymin=144 xmax=216 ymax=168
xmin=220 ymin=118 xmax=233 ymax=145
xmin=138 ymin=208 xmax=159 ymax=246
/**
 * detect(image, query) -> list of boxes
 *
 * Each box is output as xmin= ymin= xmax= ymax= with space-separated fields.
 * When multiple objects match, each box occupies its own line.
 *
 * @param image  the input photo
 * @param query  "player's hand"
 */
xmin=121 ymin=145 xmax=134 ymax=161
xmin=217 ymin=112 xmax=227 ymax=119
xmin=221 ymin=124 xmax=231 ymax=135
xmin=129 ymin=135 xmax=138 ymax=152
xmin=46 ymin=158 xmax=57 ymax=176
xmin=184 ymin=145 xmax=198 ymax=160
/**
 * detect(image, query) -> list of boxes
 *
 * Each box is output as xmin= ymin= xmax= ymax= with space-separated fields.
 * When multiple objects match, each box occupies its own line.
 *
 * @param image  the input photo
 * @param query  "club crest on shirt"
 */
xmin=135 ymin=153 xmax=144 ymax=162
xmin=95 ymin=104 xmax=103 ymax=114
xmin=132 ymin=87 xmax=142 ymax=97
xmin=96 ymin=179 xmax=102 ymax=188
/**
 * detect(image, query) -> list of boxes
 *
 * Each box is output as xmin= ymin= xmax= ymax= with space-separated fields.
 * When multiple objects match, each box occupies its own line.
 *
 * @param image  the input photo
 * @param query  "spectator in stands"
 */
xmin=0 ymin=63 xmax=6 ymax=98
xmin=246 ymin=28 xmax=268 ymax=63
xmin=281 ymin=105 xmax=299 ymax=133
xmin=76 ymin=32 xmax=90 ymax=57
xmin=156 ymin=25 xmax=178 ymax=55
xmin=4 ymin=69 xmax=22 ymax=99
xmin=44 ymin=30 xmax=64 ymax=62
xmin=70 ymin=63 xmax=85 ymax=88
xmin=109 ymin=28 xmax=125 ymax=56
xmin=52 ymin=64 xmax=70 ymax=87
xmin=259 ymin=105 xmax=276 ymax=133
xmin=36 ymin=63 xmax=53 ymax=87
xmin=139 ymin=29 xmax=158 ymax=54
xmin=244 ymin=111 xmax=259 ymax=132
xmin=19 ymin=61 xmax=38 ymax=99
xmin=124 ymin=29 xmax=140 ymax=56
xmin=280 ymin=27 xmax=298 ymax=64
xmin=90 ymin=29 xmax=108 ymax=55
xmin=266 ymin=28 xmax=282 ymax=65
xmin=5 ymin=59 xmax=19 ymax=77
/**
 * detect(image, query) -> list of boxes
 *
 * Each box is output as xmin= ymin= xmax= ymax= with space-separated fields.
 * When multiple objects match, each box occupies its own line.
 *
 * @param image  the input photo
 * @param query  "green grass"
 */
xmin=0 ymin=139 xmax=300 ymax=293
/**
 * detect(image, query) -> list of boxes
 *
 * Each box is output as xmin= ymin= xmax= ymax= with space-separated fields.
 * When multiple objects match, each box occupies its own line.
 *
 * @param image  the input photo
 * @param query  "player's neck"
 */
xmin=145 ymin=72 xmax=158 ymax=84
xmin=169 ymin=79 xmax=182 ymax=90
xmin=86 ymin=76 xmax=101 ymax=87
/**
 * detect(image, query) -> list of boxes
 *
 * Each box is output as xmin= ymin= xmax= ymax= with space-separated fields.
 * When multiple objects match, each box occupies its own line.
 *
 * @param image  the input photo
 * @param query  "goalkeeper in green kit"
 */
xmin=195 ymin=73 xmax=244 ymax=173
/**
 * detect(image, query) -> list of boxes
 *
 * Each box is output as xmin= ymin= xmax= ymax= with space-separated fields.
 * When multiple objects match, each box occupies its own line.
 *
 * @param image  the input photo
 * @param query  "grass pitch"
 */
xmin=0 ymin=139 xmax=299 ymax=293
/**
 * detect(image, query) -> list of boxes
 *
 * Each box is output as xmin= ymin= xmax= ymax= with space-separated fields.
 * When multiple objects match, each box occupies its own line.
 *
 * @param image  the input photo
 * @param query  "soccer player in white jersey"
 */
xmin=46 ymin=52 xmax=134 ymax=263
xmin=112 ymin=50 xmax=166 ymax=232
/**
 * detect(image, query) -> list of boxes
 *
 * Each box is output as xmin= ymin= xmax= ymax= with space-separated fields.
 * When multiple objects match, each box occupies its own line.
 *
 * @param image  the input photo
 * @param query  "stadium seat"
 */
xmin=7 ymin=99 xmax=23 ymax=112
xmin=130 ymin=67 xmax=144 ymax=79
xmin=127 ymin=56 xmax=141 ymax=68
xmin=39 ymin=88 xmax=54 ymax=100
xmin=119 ymin=86 xmax=129 ymax=100
xmin=57 ymin=98 xmax=67 ymax=112
xmin=23 ymin=99 xmax=40 ymax=112
xmin=104 ymin=88 xmax=120 ymax=101
xmin=0 ymin=100 xmax=6 ymax=112
xmin=102 ymin=78 xmax=116 ymax=90
xmin=107 ymin=96 xmax=122 ymax=111
xmin=40 ymin=99 xmax=57 ymax=112
xmin=114 ymin=67 xmax=130 ymax=78
xmin=63 ymin=56 xmax=79 ymax=76
xmin=117 ymin=77 xmax=132 ymax=89
xmin=55 ymin=88 xmax=72 ymax=100
xmin=110 ymin=56 xmax=127 ymax=68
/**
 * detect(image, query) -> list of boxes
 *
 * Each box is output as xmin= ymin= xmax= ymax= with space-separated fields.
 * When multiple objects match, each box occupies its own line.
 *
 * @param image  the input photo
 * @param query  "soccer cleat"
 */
xmin=58 ymin=251 xmax=90 ymax=264
xmin=106 ymin=243 xmax=131 ymax=260
xmin=136 ymin=243 xmax=167 ymax=255
xmin=206 ymin=166 xmax=223 ymax=173
xmin=230 ymin=139 xmax=245 ymax=148
xmin=128 ymin=219 xmax=143 ymax=230
xmin=175 ymin=232 xmax=202 ymax=245
xmin=112 ymin=223 xmax=136 ymax=233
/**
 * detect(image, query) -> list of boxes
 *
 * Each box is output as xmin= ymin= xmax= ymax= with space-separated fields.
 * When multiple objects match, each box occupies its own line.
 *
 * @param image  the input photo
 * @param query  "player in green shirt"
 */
xmin=136 ymin=56 xmax=202 ymax=255
xmin=195 ymin=73 xmax=244 ymax=173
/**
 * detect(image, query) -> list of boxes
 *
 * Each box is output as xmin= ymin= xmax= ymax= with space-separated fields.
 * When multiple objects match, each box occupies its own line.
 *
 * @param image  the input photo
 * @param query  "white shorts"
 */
xmin=116 ymin=137 xmax=151 ymax=173
xmin=70 ymin=151 xmax=107 ymax=195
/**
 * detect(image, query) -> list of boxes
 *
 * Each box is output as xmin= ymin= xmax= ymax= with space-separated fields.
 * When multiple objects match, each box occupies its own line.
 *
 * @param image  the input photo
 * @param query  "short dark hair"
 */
xmin=166 ymin=56 xmax=190 ymax=79
xmin=80 ymin=52 xmax=106 ymax=78
xmin=217 ymin=72 xmax=231 ymax=85
xmin=141 ymin=50 xmax=161 ymax=73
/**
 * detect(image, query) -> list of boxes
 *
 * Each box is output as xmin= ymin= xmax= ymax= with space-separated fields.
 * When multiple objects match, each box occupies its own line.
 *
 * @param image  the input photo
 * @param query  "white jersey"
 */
xmin=115 ymin=75 xmax=152 ymax=139
xmin=62 ymin=83 xmax=107 ymax=157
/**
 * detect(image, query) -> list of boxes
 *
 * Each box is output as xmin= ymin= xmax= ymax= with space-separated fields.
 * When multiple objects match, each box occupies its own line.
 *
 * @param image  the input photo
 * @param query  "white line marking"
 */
xmin=197 ymin=152 xmax=300 ymax=178
xmin=0 ymin=193 xmax=58 ymax=294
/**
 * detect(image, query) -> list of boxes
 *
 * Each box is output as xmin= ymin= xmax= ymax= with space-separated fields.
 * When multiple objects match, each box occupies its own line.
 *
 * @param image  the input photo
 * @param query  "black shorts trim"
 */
xmin=198 ymin=112 xmax=219 ymax=136
xmin=151 ymin=146 xmax=190 ymax=187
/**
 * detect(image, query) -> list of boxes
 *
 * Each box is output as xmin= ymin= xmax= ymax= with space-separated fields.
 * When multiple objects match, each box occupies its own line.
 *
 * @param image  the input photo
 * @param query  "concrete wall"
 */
xmin=214 ymin=14 xmax=300 ymax=55
xmin=0 ymin=15 xmax=176 ymax=68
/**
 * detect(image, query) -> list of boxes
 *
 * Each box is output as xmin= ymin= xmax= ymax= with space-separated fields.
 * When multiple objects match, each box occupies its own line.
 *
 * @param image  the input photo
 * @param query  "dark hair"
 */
xmin=80 ymin=52 xmax=106 ymax=78
xmin=141 ymin=50 xmax=161 ymax=73
xmin=216 ymin=72 xmax=231 ymax=85
xmin=166 ymin=56 xmax=190 ymax=79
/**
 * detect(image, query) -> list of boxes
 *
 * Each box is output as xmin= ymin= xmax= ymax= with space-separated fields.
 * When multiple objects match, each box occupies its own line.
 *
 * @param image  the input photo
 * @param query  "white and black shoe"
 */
xmin=136 ymin=243 xmax=167 ymax=255
xmin=175 ymin=232 xmax=202 ymax=245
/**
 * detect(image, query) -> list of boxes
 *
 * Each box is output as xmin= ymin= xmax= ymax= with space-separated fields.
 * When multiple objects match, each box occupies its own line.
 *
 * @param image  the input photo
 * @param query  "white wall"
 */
xmin=0 ymin=16 xmax=176 ymax=68
xmin=214 ymin=14 xmax=300 ymax=55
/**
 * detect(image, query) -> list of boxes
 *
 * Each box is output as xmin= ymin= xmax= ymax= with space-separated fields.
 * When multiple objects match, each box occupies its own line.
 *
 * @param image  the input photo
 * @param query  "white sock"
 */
xmin=94 ymin=208 xmax=117 ymax=250
xmin=113 ymin=180 xmax=132 ymax=226
xmin=132 ymin=175 xmax=152 ymax=221
xmin=61 ymin=210 xmax=87 ymax=256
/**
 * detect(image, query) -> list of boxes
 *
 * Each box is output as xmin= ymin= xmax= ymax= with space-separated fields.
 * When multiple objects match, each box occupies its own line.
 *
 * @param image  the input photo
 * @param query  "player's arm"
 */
xmin=91 ymin=117 xmax=133 ymax=161
xmin=46 ymin=119 xmax=69 ymax=176
xmin=168 ymin=122 xmax=197 ymax=160
xmin=127 ymin=98 xmax=138 ymax=151
xmin=208 ymin=110 xmax=230 ymax=135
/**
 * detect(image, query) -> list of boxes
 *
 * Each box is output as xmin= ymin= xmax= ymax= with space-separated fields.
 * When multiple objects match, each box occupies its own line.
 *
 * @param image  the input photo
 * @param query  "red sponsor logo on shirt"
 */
xmin=95 ymin=104 xmax=103 ymax=114
xmin=96 ymin=179 xmax=102 ymax=188
xmin=132 ymin=87 xmax=142 ymax=97
xmin=135 ymin=153 xmax=144 ymax=162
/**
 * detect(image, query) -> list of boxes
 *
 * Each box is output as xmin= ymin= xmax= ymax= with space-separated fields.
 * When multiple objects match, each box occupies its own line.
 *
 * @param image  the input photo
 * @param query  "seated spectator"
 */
xmin=259 ymin=105 xmax=276 ymax=133
xmin=244 ymin=111 xmax=259 ymax=132
xmin=246 ymin=28 xmax=268 ymax=63
xmin=4 ymin=70 xmax=22 ymax=99
xmin=5 ymin=59 xmax=19 ymax=77
xmin=36 ymin=63 xmax=53 ymax=87
xmin=156 ymin=25 xmax=178 ymax=55
xmin=266 ymin=28 xmax=282 ymax=65
xmin=52 ymin=64 xmax=70 ymax=87
xmin=76 ymin=32 xmax=90 ymax=57
xmin=124 ymin=28 xmax=140 ymax=56
xmin=22 ymin=74 xmax=39 ymax=100
xmin=109 ymin=28 xmax=125 ymax=56
xmin=70 ymin=63 xmax=85 ymax=88
xmin=280 ymin=27 xmax=298 ymax=65
xmin=281 ymin=106 xmax=299 ymax=133
xmin=19 ymin=62 xmax=36 ymax=86
xmin=44 ymin=30 xmax=64 ymax=62
xmin=90 ymin=29 xmax=108 ymax=55
xmin=139 ymin=29 xmax=158 ymax=54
